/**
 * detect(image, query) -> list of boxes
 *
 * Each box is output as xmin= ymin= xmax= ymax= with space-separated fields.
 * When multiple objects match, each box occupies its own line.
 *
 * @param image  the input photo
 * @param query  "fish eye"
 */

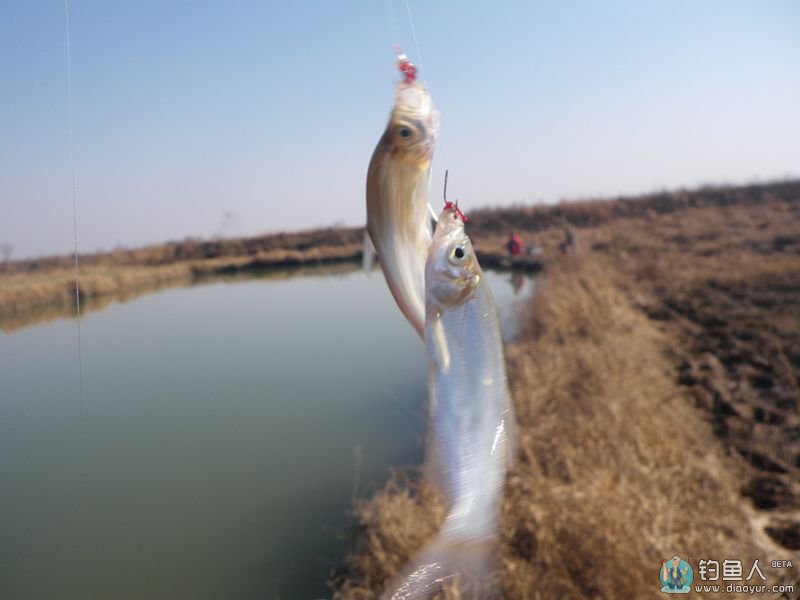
xmin=447 ymin=242 xmax=471 ymax=268
xmin=398 ymin=127 xmax=413 ymax=139
xmin=452 ymin=246 xmax=467 ymax=263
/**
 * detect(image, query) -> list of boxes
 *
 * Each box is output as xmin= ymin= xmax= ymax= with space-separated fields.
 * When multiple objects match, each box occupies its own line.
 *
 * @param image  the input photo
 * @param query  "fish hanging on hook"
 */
xmin=365 ymin=48 xmax=440 ymax=339
xmin=382 ymin=198 xmax=516 ymax=599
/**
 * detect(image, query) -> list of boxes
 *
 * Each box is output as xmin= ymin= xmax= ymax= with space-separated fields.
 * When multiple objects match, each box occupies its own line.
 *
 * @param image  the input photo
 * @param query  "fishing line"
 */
xmin=398 ymin=0 xmax=452 ymax=220
xmin=386 ymin=0 xmax=400 ymax=52
xmin=400 ymin=0 xmax=456 ymax=218
xmin=64 ymin=0 xmax=87 ymax=594
xmin=402 ymin=0 xmax=426 ymax=84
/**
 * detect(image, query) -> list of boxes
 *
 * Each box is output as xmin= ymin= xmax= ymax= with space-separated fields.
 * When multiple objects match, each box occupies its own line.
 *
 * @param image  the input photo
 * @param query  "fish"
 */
xmin=366 ymin=52 xmax=439 ymax=339
xmin=382 ymin=203 xmax=516 ymax=600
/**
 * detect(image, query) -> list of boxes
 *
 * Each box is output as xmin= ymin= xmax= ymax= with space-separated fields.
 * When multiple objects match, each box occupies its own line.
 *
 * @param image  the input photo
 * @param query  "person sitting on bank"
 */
xmin=506 ymin=232 xmax=523 ymax=257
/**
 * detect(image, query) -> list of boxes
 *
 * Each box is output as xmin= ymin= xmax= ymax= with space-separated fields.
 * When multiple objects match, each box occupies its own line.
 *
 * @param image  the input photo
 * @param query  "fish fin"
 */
xmin=428 ymin=202 xmax=439 ymax=232
xmin=428 ymin=312 xmax=450 ymax=374
xmin=362 ymin=230 xmax=377 ymax=275
xmin=381 ymin=535 xmax=497 ymax=600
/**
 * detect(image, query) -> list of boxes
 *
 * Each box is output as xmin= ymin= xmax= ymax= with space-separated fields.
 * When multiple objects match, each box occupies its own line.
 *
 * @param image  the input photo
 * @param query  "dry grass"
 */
xmin=333 ymin=255 xmax=790 ymax=598
xmin=0 ymin=260 xmax=362 ymax=333
xmin=333 ymin=185 xmax=800 ymax=597
xmin=0 ymin=264 xmax=193 ymax=316
xmin=0 ymin=266 xmax=191 ymax=333
xmin=0 ymin=227 xmax=364 ymax=274
xmin=467 ymin=179 xmax=800 ymax=235
xmin=579 ymin=200 xmax=800 ymax=557
xmin=0 ymin=224 xmax=364 ymax=323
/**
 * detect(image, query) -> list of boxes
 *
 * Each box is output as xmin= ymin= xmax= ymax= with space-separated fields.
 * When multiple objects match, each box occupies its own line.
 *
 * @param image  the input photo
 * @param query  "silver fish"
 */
xmin=383 ymin=204 xmax=515 ymax=600
xmin=366 ymin=53 xmax=439 ymax=339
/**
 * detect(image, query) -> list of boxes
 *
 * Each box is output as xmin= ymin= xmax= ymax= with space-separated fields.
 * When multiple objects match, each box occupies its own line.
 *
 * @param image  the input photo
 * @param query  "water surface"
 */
xmin=0 ymin=266 xmax=534 ymax=599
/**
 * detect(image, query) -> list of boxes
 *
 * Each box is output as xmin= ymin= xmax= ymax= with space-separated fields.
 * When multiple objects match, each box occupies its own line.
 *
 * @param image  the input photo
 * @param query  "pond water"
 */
xmin=0 ymin=266 xmax=534 ymax=600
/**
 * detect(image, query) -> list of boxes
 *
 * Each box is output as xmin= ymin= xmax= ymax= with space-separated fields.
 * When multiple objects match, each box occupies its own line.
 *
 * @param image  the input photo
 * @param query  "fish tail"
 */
xmin=381 ymin=531 xmax=498 ymax=600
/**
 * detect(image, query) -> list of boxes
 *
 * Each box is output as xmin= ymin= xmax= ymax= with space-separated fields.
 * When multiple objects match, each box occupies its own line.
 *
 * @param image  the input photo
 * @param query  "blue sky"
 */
xmin=1 ymin=1 xmax=798 ymax=258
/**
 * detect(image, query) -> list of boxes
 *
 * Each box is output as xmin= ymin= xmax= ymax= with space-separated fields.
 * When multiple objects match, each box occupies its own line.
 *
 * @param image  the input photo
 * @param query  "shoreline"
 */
xmin=0 ymin=243 xmax=543 ymax=332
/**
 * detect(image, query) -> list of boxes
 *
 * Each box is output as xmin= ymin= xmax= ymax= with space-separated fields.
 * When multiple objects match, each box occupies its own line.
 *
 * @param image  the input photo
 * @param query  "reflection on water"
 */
xmin=0 ymin=266 xmax=534 ymax=599
xmin=0 ymin=262 xmax=360 ymax=334
xmin=491 ymin=270 xmax=536 ymax=341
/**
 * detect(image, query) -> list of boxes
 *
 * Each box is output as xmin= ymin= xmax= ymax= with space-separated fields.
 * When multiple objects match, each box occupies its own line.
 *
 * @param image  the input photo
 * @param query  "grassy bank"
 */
xmin=333 ymin=188 xmax=800 ymax=597
xmin=0 ymin=262 xmax=362 ymax=334
xmin=583 ymin=198 xmax=800 ymax=556
xmin=334 ymin=257 xmax=793 ymax=598
xmin=0 ymin=239 xmax=364 ymax=327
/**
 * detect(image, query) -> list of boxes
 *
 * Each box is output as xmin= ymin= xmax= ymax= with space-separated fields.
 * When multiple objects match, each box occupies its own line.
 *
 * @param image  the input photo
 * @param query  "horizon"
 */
xmin=7 ymin=175 xmax=796 ymax=263
xmin=2 ymin=0 xmax=799 ymax=259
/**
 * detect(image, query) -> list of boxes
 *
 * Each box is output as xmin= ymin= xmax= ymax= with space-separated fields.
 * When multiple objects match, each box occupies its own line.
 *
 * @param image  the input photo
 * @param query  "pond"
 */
xmin=0 ymin=265 xmax=534 ymax=600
